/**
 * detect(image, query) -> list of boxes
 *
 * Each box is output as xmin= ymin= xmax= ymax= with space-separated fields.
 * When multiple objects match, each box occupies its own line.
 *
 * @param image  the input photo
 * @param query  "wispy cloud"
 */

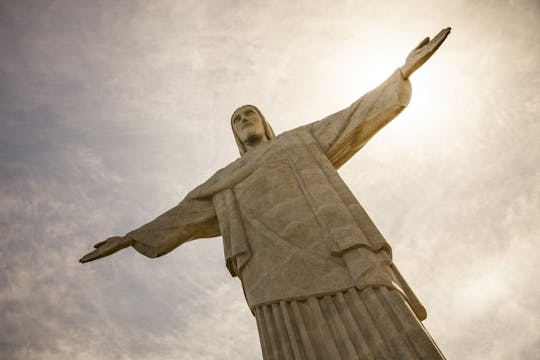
xmin=0 ymin=0 xmax=539 ymax=359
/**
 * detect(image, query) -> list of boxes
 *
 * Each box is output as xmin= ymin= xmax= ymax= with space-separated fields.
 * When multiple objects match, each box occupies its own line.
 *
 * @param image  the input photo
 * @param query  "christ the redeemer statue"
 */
xmin=81 ymin=28 xmax=451 ymax=359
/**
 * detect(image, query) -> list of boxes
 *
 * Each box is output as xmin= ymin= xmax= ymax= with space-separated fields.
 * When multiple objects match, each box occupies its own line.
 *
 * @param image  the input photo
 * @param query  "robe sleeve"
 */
xmin=126 ymin=197 xmax=220 ymax=258
xmin=311 ymin=68 xmax=412 ymax=168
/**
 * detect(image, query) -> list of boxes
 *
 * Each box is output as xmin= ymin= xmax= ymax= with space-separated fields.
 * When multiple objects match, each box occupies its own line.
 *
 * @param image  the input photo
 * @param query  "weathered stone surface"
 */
xmin=81 ymin=27 xmax=451 ymax=359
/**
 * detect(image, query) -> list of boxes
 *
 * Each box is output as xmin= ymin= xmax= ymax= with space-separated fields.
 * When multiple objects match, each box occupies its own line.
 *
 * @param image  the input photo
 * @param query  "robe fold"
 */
xmin=126 ymin=69 xmax=444 ymax=359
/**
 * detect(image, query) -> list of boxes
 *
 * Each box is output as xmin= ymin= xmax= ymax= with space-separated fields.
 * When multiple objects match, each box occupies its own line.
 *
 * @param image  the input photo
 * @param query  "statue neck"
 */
xmin=244 ymin=135 xmax=268 ymax=152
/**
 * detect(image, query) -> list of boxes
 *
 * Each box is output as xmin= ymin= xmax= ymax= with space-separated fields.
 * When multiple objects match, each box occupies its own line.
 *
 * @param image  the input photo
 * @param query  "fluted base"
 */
xmin=254 ymin=287 xmax=444 ymax=360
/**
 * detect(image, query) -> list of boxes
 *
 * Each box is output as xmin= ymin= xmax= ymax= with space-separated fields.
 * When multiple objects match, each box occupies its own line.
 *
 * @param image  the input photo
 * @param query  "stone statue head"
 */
xmin=231 ymin=105 xmax=275 ymax=156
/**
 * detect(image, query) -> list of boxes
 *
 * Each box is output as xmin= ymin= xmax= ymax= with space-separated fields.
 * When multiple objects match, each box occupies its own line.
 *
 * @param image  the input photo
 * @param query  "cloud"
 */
xmin=0 ymin=0 xmax=539 ymax=359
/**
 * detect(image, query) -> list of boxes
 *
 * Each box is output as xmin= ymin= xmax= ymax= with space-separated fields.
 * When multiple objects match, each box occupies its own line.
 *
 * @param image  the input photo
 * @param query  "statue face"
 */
xmin=232 ymin=105 xmax=266 ymax=145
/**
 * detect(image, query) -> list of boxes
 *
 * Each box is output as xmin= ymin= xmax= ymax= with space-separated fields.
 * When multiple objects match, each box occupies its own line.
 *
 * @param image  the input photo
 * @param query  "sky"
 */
xmin=0 ymin=0 xmax=539 ymax=359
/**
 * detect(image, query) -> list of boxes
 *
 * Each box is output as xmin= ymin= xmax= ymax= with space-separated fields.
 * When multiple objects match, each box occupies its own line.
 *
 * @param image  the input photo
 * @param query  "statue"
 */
xmin=81 ymin=28 xmax=451 ymax=359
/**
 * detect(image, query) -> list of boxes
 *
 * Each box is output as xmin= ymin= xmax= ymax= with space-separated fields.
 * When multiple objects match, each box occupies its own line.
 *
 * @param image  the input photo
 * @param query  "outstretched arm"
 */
xmin=80 ymin=197 xmax=220 ymax=263
xmin=311 ymin=27 xmax=451 ymax=168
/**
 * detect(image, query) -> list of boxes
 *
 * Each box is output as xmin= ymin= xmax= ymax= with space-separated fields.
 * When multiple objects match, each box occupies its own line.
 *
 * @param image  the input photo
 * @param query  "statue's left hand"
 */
xmin=400 ymin=27 xmax=451 ymax=79
xmin=79 ymin=236 xmax=134 ymax=263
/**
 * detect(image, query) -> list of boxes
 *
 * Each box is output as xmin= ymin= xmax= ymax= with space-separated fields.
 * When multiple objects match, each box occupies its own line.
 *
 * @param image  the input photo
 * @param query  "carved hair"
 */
xmin=231 ymin=105 xmax=276 ymax=156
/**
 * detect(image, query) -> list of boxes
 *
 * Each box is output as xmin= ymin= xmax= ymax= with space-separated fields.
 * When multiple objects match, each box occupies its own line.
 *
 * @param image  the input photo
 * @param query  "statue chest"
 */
xmin=232 ymin=136 xmax=339 ymax=226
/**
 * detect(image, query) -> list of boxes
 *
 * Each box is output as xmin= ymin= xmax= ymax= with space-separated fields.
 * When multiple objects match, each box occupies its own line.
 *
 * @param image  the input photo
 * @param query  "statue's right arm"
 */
xmin=79 ymin=197 xmax=220 ymax=263
xmin=310 ymin=28 xmax=450 ymax=169
xmin=310 ymin=68 xmax=412 ymax=169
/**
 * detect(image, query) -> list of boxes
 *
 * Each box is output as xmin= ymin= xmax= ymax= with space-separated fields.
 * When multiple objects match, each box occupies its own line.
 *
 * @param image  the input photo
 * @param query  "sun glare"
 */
xmin=455 ymin=270 xmax=507 ymax=314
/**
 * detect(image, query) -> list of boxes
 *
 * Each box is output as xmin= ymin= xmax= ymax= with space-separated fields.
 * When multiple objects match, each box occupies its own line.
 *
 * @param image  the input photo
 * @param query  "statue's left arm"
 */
xmin=80 ymin=196 xmax=220 ymax=263
xmin=311 ymin=28 xmax=450 ymax=168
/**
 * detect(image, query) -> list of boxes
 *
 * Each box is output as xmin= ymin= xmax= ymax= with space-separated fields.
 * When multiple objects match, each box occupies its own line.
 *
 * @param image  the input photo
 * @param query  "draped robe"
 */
xmin=126 ymin=69 xmax=445 ymax=359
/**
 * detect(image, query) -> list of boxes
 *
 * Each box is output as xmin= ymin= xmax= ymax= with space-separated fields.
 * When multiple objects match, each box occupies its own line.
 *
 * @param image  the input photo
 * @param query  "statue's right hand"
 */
xmin=401 ymin=27 xmax=451 ymax=79
xmin=79 ymin=236 xmax=134 ymax=263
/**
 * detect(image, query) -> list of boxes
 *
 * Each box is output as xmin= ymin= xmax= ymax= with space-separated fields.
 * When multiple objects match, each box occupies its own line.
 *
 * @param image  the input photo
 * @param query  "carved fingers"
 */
xmin=402 ymin=27 xmax=451 ymax=79
xmin=423 ymin=27 xmax=451 ymax=55
xmin=415 ymin=37 xmax=430 ymax=50
xmin=79 ymin=236 xmax=133 ymax=263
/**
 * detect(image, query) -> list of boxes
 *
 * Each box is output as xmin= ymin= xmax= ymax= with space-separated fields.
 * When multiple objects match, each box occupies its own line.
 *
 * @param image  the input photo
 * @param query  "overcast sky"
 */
xmin=1 ymin=0 xmax=539 ymax=359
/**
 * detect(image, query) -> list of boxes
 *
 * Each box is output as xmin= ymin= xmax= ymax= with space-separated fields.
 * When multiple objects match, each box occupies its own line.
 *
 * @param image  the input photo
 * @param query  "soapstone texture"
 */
xmin=124 ymin=68 xmax=444 ymax=360
xmin=81 ymin=28 xmax=451 ymax=359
